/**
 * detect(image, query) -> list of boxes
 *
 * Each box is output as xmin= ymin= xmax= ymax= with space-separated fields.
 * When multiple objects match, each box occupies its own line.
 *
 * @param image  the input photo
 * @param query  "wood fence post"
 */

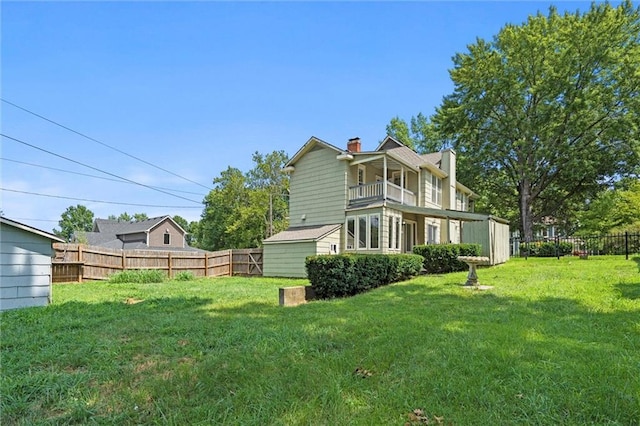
xmin=229 ymin=249 xmax=233 ymax=276
xmin=78 ymin=244 xmax=83 ymax=263
xmin=168 ymin=252 xmax=173 ymax=278
xmin=204 ymin=252 xmax=208 ymax=277
xmin=122 ymin=251 xmax=126 ymax=270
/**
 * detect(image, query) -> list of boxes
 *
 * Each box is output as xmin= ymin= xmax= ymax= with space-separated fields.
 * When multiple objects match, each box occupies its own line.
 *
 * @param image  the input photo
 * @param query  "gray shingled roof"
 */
xmin=263 ymin=224 xmax=342 ymax=243
xmin=386 ymin=146 xmax=426 ymax=170
xmin=421 ymin=152 xmax=442 ymax=166
xmin=93 ymin=216 xmax=169 ymax=236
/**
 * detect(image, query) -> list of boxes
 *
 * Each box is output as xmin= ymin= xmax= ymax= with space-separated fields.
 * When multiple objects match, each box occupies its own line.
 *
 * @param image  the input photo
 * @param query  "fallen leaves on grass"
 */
xmin=125 ymin=298 xmax=144 ymax=305
xmin=353 ymin=367 xmax=373 ymax=378
xmin=405 ymin=408 xmax=445 ymax=425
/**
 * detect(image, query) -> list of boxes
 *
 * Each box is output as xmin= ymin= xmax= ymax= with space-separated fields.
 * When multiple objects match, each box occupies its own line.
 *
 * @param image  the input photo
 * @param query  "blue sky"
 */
xmin=1 ymin=1 xmax=600 ymax=232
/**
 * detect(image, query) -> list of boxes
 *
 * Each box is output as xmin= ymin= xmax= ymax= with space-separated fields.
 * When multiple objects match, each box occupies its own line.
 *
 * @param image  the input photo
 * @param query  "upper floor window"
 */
xmin=164 ymin=232 xmax=170 ymax=245
xmin=431 ymin=175 xmax=442 ymax=206
xmin=358 ymin=165 xmax=366 ymax=186
xmin=456 ymin=191 xmax=467 ymax=211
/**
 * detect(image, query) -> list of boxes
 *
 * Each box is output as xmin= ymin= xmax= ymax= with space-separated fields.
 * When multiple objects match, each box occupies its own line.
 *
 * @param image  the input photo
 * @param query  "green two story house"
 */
xmin=263 ymin=136 xmax=509 ymax=277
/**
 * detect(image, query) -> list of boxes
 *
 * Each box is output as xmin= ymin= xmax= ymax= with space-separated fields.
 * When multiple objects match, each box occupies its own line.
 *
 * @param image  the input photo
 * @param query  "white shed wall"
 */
xmin=1 ymin=225 xmax=54 ymax=310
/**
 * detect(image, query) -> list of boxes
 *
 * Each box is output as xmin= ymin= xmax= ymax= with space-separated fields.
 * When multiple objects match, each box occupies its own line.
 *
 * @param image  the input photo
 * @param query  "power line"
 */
xmin=1 ymin=157 xmax=208 ymax=197
xmin=1 ymin=188 xmax=202 ymax=208
xmin=9 ymin=217 xmax=59 ymax=223
xmin=1 ymin=98 xmax=212 ymax=191
xmin=1 ymin=133 xmax=202 ymax=204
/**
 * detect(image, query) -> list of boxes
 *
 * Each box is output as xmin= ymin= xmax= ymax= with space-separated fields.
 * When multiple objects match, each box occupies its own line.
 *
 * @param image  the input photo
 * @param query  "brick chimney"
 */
xmin=347 ymin=137 xmax=361 ymax=153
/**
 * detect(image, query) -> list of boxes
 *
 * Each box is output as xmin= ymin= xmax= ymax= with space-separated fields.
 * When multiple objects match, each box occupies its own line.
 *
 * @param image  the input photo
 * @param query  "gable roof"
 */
xmin=263 ymin=224 xmax=342 ymax=243
xmin=0 ymin=217 xmax=65 ymax=242
xmin=93 ymin=216 xmax=186 ymax=236
xmin=286 ymin=136 xmax=344 ymax=167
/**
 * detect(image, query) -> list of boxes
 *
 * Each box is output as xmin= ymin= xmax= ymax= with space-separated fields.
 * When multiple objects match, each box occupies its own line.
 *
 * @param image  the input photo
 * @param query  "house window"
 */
xmin=358 ymin=165 xmax=366 ymax=186
xmin=358 ymin=216 xmax=367 ymax=249
xmin=392 ymin=171 xmax=401 ymax=187
xmin=427 ymin=224 xmax=438 ymax=244
xmin=431 ymin=175 xmax=442 ymax=206
xmin=370 ymin=214 xmax=380 ymax=249
xmin=347 ymin=214 xmax=381 ymax=250
xmin=346 ymin=218 xmax=355 ymax=249
xmin=164 ymin=233 xmax=170 ymax=245
xmin=456 ymin=191 xmax=467 ymax=211
xmin=388 ymin=216 xmax=401 ymax=250
xmin=330 ymin=243 xmax=338 ymax=254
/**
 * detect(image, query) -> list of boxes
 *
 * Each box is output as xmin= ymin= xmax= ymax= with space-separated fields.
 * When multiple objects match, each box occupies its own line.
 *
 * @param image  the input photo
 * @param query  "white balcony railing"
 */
xmin=348 ymin=181 xmax=416 ymax=206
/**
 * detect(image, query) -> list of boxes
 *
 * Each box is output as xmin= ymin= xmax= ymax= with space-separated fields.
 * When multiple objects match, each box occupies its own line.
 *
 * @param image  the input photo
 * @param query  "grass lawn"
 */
xmin=2 ymin=256 xmax=639 ymax=425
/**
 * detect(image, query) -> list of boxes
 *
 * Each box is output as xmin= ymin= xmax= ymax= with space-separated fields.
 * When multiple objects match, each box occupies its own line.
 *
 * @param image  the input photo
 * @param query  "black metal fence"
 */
xmin=510 ymin=232 xmax=640 ymax=259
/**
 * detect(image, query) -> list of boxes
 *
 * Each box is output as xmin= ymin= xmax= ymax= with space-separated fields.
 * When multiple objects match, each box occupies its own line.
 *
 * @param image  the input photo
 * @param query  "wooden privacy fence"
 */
xmin=52 ymin=244 xmax=263 ymax=283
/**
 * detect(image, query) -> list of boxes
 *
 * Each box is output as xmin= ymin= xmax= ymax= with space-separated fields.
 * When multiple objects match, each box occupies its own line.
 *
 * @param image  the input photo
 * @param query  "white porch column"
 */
xmin=383 ymin=156 xmax=388 ymax=200
xmin=400 ymin=166 xmax=405 ymax=204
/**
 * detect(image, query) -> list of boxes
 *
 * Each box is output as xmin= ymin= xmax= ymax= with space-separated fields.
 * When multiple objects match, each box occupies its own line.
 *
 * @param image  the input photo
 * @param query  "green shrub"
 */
xmin=174 ymin=271 xmax=196 ymax=281
xmin=521 ymin=241 xmax=573 ymax=257
xmin=305 ymin=254 xmax=423 ymax=299
xmin=108 ymin=269 xmax=166 ymax=284
xmin=412 ymin=243 xmax=481 ymax=274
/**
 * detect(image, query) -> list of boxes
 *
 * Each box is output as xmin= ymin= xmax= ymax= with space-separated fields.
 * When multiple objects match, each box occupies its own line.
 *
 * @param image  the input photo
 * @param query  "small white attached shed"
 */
xmin=263 ymin=224 xmax=342 ymax=278
xmin=0 ymin=217 xmax=64 ymax=311
xmin=462 ymin=216 xmax=510 ymax=265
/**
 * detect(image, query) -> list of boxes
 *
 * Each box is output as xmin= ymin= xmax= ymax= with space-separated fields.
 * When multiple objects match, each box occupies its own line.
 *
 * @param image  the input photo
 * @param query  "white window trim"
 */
xmin=358 ymin=165 xmax=366 ymax=186
xmin=346 ymin=214 xmax=381 ymax=251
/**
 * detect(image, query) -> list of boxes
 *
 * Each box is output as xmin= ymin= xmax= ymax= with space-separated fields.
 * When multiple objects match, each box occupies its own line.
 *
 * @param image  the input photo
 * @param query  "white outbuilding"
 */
xmin=1 ymin=217 xmax=64 ymax=311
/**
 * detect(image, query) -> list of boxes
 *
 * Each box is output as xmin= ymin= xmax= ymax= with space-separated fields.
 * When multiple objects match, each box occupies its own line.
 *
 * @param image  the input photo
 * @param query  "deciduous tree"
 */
xmin=385 ymin=113 xmax=446 ymax=153
xmin=434 ymin=1 xmax=640 ymax=239
xmin=54 ymin=204 xmax=94 ymax=242
xmin=197 ymin=151 xmax=289 ymax=251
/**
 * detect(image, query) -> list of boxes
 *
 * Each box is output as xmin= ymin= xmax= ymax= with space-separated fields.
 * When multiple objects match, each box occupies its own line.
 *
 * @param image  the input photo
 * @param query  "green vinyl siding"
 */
xmin=263 ymin=227 xmax=342 ymax=278
xmin=263 ymin=241 xmax=316 ymax=278
xmin=289 ymin=147 xmax=348 ymax=227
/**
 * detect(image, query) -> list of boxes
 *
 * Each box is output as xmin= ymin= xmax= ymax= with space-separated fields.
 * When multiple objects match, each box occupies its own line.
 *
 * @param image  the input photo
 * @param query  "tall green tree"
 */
xmin=434 ymin=1 xmax=640 ymax=239
xmin=576 ymin=180 xmax=640 ymax=235
xmin=385 ymin=113 xmax=448 ymax=153
xmin=133 ymin=213 xmax=149 ymax=222
xmin=247 ymin=150 xmax=290 ymax=238
xmin=172 ymin=215 xmax=197 ymax=246
xmin=54 ymin=204 xmax=94 ymax=242
xmin=197 ymin=151 xmax=289 ymax=251
xmin=198 ymin=167 xmax=250 ymax=250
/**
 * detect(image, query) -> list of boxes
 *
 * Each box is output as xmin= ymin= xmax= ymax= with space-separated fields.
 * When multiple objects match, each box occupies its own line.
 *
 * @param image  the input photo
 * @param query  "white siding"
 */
xmin=0 ymin=225 xmax=54 ymax=311
xmin=316 ymin=228 xmax=342 ymax=255
xmin=289 ymin=146 xmax=348 ymax=227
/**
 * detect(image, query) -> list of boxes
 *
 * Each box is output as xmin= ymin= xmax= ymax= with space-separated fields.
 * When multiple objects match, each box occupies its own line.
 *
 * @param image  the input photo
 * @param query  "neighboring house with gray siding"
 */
xmin=263 ymin=136 xmax=509 ymax=277
xmin=79 ymin=216 xmax=194 ymax=251
xmin=1 ymin=217 xmax=64 ymax=311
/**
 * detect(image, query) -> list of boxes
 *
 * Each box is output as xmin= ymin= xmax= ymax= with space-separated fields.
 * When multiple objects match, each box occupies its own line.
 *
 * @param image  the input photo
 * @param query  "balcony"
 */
xmin=348 ymin=181 xmax=416 ymax=206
